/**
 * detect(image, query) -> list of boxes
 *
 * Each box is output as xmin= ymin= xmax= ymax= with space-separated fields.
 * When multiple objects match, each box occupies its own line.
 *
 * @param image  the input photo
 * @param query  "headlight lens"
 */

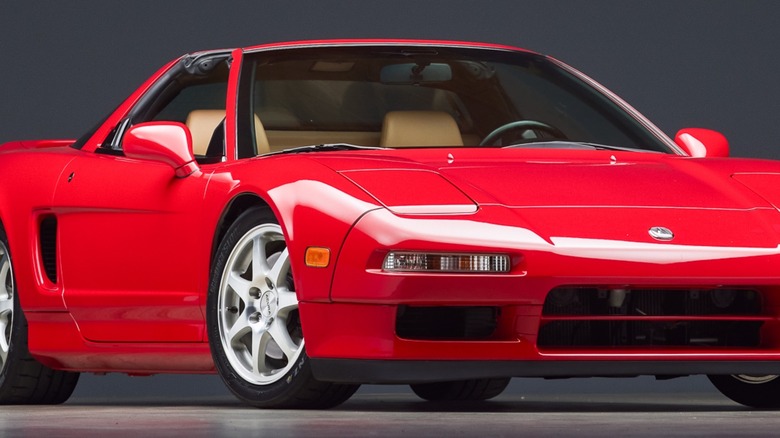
xmin=382 ymin=252 xmax=510 ymax=273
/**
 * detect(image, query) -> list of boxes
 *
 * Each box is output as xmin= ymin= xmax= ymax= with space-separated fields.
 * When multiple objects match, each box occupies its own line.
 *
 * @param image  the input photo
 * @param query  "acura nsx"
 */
xmin=1 ymin=40 xmax=779 ymax=408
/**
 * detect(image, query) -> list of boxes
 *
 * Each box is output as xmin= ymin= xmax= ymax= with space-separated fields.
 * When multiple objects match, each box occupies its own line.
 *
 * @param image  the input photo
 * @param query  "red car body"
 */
xmin=2 ymin=39 xmax=780 ymax=408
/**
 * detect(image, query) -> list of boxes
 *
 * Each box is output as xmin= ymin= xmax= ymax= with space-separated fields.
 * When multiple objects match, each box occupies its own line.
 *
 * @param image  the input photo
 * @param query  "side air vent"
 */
xmin=39 ymin=217 xmax=57 ymax=283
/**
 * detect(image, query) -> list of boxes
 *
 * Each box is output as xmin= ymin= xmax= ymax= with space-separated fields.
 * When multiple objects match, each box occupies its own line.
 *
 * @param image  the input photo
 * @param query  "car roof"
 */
xmin=244 ymin=39 xmax=532 ymax=53
xmin=185 ymin=39 xmax=535 ymax=59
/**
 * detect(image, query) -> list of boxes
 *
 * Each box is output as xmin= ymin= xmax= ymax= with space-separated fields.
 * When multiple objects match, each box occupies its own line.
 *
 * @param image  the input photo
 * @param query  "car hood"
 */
xmin=314 ymin=148 xmax=780 ymax=248
xmin=441 ymin=155 xmax=746 ymax=209
xmin=437 ymin=152 xmax=779 ymax=248
xmin=321 ymin=148 xmax=766 ymax=208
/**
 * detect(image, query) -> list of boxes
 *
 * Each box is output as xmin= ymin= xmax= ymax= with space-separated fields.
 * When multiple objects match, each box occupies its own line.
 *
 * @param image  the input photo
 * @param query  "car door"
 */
xmin=52 ymin=147 xmax=211 ymax=343
xmin=50 ymin=51 xmax=233 ymax=343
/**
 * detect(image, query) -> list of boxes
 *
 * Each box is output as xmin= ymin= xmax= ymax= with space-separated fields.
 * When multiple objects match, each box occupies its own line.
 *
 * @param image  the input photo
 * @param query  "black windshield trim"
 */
xmin=260 ymin=143 xmax=388 ymax=156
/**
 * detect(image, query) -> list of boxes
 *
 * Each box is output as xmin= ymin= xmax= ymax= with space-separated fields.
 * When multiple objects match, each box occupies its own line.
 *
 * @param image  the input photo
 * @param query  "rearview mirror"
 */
xmin=381 ymin=62 xmax=452 ymax=84
xmin=123 ymin=122 xmax=199 ymax=177
xmin=674 ymin=128 xmax=729 ymax=158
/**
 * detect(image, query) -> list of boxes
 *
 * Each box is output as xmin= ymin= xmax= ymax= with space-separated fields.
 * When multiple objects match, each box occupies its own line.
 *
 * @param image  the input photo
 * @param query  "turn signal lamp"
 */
xmin=305 ymin=247 xmax=331 ymax=268
xmin=382 ymin=252 xmax=510 ymax=273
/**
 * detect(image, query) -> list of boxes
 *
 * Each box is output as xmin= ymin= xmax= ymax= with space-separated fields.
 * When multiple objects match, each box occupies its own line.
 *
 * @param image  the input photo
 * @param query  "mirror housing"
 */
xmin=123 ymin=122 xmax=198 ymax=177
xmin=674 ymin=128 xmax=729 ymax=158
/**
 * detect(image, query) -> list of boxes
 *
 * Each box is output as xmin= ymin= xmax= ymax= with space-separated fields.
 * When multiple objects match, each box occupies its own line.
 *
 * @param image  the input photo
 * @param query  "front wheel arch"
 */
xmin=207 ymin=206 xmax=358 ymax=408
xmin=210 ymin=193 xmax=272 ymax=271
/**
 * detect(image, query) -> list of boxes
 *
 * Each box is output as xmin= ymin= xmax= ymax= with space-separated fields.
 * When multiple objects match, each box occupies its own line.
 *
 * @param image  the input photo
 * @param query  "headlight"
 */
xmin=382 ymin=252 xmax=510 ymax=273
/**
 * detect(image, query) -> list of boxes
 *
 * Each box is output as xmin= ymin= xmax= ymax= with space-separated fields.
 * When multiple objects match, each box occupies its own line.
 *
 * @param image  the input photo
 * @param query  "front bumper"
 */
xmin=300 ymin=207 xmax=780 ymax=378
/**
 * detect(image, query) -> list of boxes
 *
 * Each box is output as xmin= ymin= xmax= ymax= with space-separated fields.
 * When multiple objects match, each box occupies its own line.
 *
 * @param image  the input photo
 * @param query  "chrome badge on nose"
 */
xmin=648 ymin=226 xmax=674 ymax=241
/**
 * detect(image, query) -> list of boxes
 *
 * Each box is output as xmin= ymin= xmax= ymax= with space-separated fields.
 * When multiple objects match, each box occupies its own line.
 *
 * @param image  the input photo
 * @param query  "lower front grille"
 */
xmin=538 ymin=287 xmax=767 ymax=348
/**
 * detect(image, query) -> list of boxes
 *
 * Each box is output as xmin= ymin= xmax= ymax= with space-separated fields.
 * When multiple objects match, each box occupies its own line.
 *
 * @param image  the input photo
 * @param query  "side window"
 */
xmin=151 ymin=81 xmax=228 ymax=123
xmin=150 ymin=78 xmax=228 ymax=163
xmin=98 ymin=56 xmax=230 ymax=163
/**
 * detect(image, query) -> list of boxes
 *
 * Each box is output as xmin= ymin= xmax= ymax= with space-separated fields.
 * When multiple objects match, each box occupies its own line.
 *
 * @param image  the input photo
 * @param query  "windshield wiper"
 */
xmin=265 ymin=143 xmax=388 ymax=156
xmin=502 ymin=140 xmax=659 ymax=153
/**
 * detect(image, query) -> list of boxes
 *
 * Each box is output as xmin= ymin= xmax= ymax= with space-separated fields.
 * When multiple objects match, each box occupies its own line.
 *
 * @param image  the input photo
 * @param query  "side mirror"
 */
xmin=123 ymin=122 xmax=198 ymax=177
xmin=674 ymin=128 xmax=729 ymax=158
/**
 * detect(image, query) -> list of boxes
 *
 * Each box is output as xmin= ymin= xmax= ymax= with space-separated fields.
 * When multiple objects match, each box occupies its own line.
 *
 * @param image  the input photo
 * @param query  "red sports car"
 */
xmin=1 ymin=40 xmax=778 ymax=409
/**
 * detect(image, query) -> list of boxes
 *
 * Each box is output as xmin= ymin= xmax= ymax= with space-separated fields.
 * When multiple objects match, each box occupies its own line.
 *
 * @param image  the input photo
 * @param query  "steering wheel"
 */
xmin=480 ymin=120 xmax=566 ymax=146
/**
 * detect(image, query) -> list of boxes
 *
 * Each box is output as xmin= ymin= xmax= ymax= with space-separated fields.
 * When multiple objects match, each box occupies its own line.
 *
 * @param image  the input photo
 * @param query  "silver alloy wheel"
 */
xmin=0 ymin=242 xmax=13 ymax=369
xmin=217 ymin=223 xmax=302 ymax=385
xmin=732 ymin=375 xmax=780 ymax=384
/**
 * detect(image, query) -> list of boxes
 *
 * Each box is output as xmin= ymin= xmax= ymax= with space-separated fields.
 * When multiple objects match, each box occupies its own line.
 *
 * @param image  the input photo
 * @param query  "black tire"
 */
xmin=0 ymin=225 xmax=79 ymax=404
xmin=410 ymin=377 xmax=511 ymax=402
xmin=708 ymin=374 xmax=780 ymax=409
xmin=207 ymin=207 xmax=359 ymax=408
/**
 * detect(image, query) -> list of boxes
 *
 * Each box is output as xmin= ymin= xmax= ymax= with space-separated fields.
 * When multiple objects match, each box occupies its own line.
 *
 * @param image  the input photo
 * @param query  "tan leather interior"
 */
xmin=379 ymin=111 xmax=464 ymax=147
xmin=185 ymin=110 xmax=224 ymax=156
xmin=184 ymin=110 xmax=270 ymax=156
xmin=265 ymin=131 xmax=381 ymax=150
xmin=253 ymin=116 xmax=271 ymax=155
xmin=186 ymin=109 xmax=471 ymax=156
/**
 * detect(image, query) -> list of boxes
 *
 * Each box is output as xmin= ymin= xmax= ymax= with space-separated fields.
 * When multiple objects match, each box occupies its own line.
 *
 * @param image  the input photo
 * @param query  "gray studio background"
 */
xmin=1 ymin=0 xmax=778 ymax=401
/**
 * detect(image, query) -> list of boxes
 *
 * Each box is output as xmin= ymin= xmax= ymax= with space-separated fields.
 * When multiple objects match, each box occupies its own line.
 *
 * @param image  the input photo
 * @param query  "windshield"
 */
xmin=236 ymin=45 xmax=673 ymax=157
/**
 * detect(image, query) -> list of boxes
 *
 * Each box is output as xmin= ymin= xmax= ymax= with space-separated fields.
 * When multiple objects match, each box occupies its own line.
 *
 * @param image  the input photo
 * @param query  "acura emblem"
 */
xmin=648 ymin=226 xmax=674 ymax=241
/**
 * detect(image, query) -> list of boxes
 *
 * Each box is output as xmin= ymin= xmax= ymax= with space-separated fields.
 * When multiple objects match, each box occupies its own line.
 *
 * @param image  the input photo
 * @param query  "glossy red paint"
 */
xmin=675 ymin=127 xmax=730 ymax=157
xmin=224 ymin=48 xmax=243 ymax=162
xmin=301 ymin=302 xmax=780 ymax=362
xmin=53 ymin=149 xmax=210 ymax=343
xmin=340 ymin=168 xmax=478 ymax=214
xmin=123 ymin=122 xmax=198 ymax=177
xmin=25 ymin=312 xmax=214 ymax=373
xmin=1 ymin=39 xmax=779 ymax=387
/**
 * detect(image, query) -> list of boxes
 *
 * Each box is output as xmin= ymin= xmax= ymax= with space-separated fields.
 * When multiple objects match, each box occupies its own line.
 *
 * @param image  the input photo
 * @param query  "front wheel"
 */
xmin=708 ymin=374 xmax=780 ymax=408
xmin=207 ymin=207 xmax=358 ymax=408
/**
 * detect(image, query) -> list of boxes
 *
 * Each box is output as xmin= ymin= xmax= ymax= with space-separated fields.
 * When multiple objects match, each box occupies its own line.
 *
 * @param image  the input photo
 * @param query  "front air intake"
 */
xmin=396 ymin=306 xmax=499 ymax=340
xmin=538 ymin=287 xmax=765 ymax=349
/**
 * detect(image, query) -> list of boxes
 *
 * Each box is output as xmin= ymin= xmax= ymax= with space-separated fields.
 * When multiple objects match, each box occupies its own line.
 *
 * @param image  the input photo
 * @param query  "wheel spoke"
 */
xmin=267 ymin=248 xmax=289 ymax=288
xmin=227 ymin=271 xmax=251 ymax=304
xmin=251 ymin=236 xmax=270 ymax=281
xmin=277 ymin=288 xmax=298 ymax=316
xmin=0 ymin=298 xmax=12 ymax=316
xmin=0 ymin=253 xmax=9 ymax=297
xmin=227 ymin=317 xmax=251 ymax=347
xmin=268 ymin=318 xmax=298 ymax=361
xmin=0 ymin=248 xmax=10 ymax=366
xmin=250 ymin=325 xmax=272 ymax=375
xmin=0 ymin=311 xmax=8 ymax=363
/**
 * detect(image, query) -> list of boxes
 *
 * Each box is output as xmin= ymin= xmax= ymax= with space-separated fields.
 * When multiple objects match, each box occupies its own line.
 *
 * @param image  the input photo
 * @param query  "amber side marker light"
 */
xmin=305 ymin=247 xmax=331 ymax=268
xmin=382 ymin=252 xmax=510 ymax=273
